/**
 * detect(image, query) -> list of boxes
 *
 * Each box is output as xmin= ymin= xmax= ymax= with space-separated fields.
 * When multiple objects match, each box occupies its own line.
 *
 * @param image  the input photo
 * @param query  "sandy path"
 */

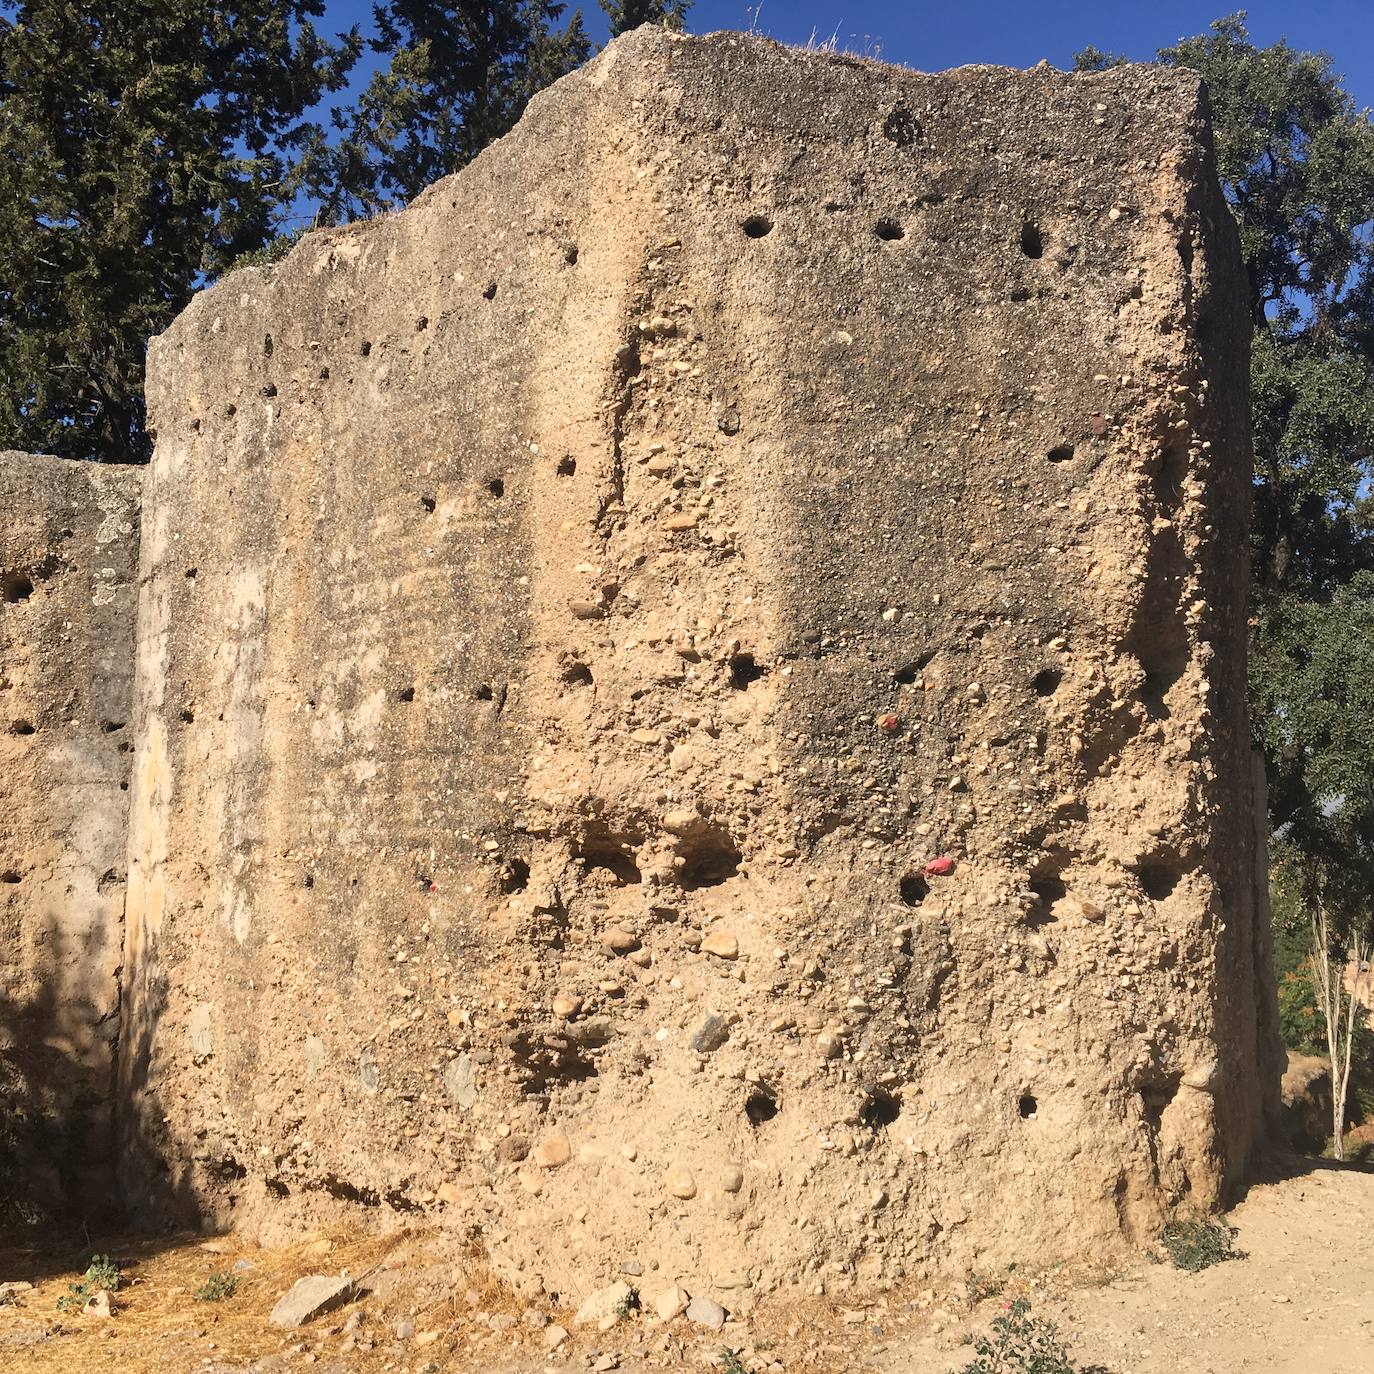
xmin=887 ymin=1161 xmax=1374 ymax=1374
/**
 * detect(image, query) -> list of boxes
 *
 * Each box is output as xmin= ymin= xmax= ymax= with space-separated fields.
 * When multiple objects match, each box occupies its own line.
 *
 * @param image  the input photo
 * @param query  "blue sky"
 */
xmin=325 ymin=2 xmax=1374 ymax=109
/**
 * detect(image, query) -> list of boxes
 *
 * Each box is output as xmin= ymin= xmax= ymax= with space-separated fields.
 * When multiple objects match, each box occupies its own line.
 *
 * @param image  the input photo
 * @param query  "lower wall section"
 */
xmin=0 ymin=453 xmax=141 ymax=1224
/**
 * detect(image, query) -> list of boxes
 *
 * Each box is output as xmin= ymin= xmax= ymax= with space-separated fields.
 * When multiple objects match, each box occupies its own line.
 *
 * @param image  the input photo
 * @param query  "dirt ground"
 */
xmin=885 ymin=1158 xmax=1374 ymax=1374
xmin=1 ymin=1157 xmax=1371 ymax=1374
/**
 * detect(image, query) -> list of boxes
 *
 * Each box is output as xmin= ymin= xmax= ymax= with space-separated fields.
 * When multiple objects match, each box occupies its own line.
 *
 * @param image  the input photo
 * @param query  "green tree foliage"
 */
xmin=0 ymin=2 xmax=359 ymax=462
xmin=305 ymin=1 xmax=692 ymax=224
xmin=1271 ymin=877 xmax=1329 ymax=1054
xmin=1080 ymin=14 xmax=1374 ymax=912
xmin=2 ymin=1 xmax=695 ymax=459
xmin=303 ymin=3 xmax=594 ymax=222
xmin=602 ymin=0 xmax=689 ymax=36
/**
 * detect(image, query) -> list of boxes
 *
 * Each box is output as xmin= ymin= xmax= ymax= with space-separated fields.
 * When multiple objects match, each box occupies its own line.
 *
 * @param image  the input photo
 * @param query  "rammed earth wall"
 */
xmin=1 ymin=31 xmax=1281 ymax=1302
xmin=0 ymin=453 xmax=140 ymax=1223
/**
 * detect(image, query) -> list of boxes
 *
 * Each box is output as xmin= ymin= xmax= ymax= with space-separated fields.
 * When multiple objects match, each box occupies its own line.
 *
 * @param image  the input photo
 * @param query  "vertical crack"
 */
xmin=597 ymin=328 xmax=642 ymax=532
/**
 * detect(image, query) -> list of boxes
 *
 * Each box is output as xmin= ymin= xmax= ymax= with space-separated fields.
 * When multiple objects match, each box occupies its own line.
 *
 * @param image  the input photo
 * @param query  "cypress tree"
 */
xmin=0 ymin=2 xmax=359 ymax=461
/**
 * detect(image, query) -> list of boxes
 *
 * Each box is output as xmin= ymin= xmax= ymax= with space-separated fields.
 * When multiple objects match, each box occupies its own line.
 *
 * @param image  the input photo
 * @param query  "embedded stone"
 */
xmin=665 ymin=1165 xmax=697 ymax=1199
xmin=534 ymin=1133 xmax=572 ymax=1168
xmin=601 ymin=926 xmax=641 ymax=954
xmin=690 ymin=1014 xmax=730 ymax=1052
xmin=700 ymin=929 xmax=739 ymax=960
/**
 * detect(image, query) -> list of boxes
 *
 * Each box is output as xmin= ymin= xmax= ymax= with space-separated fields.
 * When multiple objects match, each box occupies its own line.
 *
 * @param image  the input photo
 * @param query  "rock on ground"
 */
xmin=574 ymin=1280 xmax=634 ymax=1327
xmin=268 ymin=1275 xmax=355 ymax=1328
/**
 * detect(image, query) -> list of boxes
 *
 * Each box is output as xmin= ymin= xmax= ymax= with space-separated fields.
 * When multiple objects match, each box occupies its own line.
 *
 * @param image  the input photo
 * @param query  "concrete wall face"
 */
xmin=122 ymin=34 xmax=1281 ymax=1297
xmin=0 ymin=453 xmax=140 ymax=1222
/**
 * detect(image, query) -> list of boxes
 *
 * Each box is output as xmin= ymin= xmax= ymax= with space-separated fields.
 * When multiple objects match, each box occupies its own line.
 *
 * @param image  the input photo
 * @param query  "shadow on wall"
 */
xmin=114 ymin=942 xmax=204 ymax=1233
xmin=0 ymin=911 xmax=194 ymax=1239
xmin=0 ymin=923 xmax=97 ymax=1229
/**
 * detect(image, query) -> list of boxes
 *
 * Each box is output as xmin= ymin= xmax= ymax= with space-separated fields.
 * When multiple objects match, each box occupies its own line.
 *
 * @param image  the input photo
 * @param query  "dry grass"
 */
xmin=0 ymin=1224 xmax=411 ymax=1372
xmin=0 ymin=1218 xmax=902 ymax=1373
xmin=0 ymin=1222 xmax=997 ymax=1373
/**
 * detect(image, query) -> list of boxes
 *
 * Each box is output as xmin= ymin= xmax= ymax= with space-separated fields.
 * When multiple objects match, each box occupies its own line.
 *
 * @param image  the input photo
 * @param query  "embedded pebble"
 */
xmin=534 ymin=1133 xmax=571 ymax=1168
xmin=701 ymin=929 xmax=739 ymax=960
xmin=665 ymin=1164 xmax=698 ymax=1199
xmin=691 ymin=1013 xmax=730 ymax=1052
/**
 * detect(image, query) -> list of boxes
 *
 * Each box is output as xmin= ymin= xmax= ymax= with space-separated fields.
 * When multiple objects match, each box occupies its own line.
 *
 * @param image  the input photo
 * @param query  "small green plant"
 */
xmin=952 ymin=1298 xmax=1079 ymax=1374
xmin=615 ymin=1284 xmax=640 ymax=1318
xmin=719 ymin=1348 xmax=750 ymax=1374
xmin=56 ymin=1254 xmax=123 ymax=1312
xmin=194 ymin=1270 xmax=240 ymax=1302
xmin=1331 ymin=1127 xmax=1374 ymax=1164
xmin=1158 ymin=1218 xmax=1242 ymax=1272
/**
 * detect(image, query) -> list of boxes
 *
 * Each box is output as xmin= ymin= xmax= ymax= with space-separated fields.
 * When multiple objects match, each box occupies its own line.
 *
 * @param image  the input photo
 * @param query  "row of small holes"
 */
xmin=746 ymin=1087 xmax=902 ymax=1130
xmin=391 ymin=684 xmax=495 ymax=704
xmin=742 ymin=216 xmax=1042 ymax=253
xmin=744 ymin=215 xmax=904 ymax=243
xmin=415 ymin=482 xmax=503 ymax=513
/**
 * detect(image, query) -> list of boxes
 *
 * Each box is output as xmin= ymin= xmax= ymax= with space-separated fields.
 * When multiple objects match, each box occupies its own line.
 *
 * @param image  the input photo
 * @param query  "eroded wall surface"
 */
xmin=0 ymin=453 xmax=140 ymax=1222
xmin=122 ymin=32 xmax=1282 ymax=1299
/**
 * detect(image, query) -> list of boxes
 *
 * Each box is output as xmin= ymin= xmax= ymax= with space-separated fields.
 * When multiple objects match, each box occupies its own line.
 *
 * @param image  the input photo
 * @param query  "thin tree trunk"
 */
xmin=1334 ymin=933 xmax=1368 ymax=1162
xmin=1309 ymin=900 xmax=1346 ymax=1160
